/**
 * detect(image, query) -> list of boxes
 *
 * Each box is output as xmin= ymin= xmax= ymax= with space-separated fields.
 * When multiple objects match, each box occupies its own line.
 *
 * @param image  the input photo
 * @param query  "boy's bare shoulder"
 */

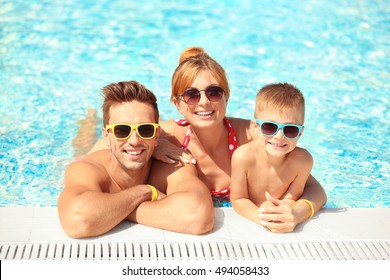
xmin=290 ymin=147 xmax=313 ymax=164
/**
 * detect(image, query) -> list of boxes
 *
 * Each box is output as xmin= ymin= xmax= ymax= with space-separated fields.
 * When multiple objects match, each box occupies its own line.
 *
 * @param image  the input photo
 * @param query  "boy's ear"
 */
xmin=299 ymin=126 xmax=305 ymax=137
xmin=249 ymin=119 xmax=259 ymax=139
xmin=250 ymin=119 xmax=257 ymax=127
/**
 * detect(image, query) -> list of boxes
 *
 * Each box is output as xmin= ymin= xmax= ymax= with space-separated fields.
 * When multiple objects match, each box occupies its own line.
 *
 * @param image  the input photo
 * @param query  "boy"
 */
xmin=230 ymin=83 xmax=314 ymax=230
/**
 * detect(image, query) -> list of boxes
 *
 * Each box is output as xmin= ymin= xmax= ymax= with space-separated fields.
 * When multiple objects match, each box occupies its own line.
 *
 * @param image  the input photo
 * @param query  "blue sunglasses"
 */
xmin=255 ymin=119 xmax=303 ymax=140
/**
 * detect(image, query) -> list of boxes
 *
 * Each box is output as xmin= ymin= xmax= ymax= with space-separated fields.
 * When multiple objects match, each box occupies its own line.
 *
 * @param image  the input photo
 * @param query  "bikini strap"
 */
xmin=175 ymin=118 xmax=239 ymax=155
xmin=175 ymin=119 xmax=191 ymax=149
xmin=223 ymin=118 xmax=239 ymax=157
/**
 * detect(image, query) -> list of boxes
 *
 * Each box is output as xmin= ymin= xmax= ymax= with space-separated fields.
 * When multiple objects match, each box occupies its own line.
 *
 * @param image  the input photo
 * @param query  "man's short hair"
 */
xmin=102 ymin=81 xmax=159 ymax=125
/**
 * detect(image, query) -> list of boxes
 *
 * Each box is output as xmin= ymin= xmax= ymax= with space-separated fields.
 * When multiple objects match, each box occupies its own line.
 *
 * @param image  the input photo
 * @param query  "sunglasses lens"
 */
xmin=205 ymin=86 xmax=223 ymax=102
xmin=283 ymin=126 xmax=300 ymax=139
xmin=261 ymin=122 xmax=278 ymax=136
xmin=137 ymin=124 xmax=156 ymax=138
xmin=113 ymin=125 xmax=132 ymax=139
xmin=183 ymin=89 xmax=201 ymax=104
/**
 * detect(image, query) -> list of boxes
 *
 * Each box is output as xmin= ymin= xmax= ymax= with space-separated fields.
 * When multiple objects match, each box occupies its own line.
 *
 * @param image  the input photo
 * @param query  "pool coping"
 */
xmin=0 ymin=207 xmax=389 ymax=260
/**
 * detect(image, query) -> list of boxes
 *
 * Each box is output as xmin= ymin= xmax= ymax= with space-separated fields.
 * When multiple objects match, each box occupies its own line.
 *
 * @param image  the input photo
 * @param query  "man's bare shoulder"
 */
xmin=64 ymin=150 xmax=110 ymax=190
xmin=149 ymin=158 xmax=198 ymax=193
xmin=68 ymin=150 xmax=108 ymax=170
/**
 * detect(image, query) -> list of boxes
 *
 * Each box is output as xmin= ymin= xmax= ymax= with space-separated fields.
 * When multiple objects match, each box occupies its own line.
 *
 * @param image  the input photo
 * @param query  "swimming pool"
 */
xmin=1 ymin=0 xmax=389 ymax=208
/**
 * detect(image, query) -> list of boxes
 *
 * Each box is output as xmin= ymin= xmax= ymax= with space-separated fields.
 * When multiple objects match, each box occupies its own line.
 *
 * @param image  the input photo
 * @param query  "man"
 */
xmin=58 ymin=81 xmax=214 ymax=238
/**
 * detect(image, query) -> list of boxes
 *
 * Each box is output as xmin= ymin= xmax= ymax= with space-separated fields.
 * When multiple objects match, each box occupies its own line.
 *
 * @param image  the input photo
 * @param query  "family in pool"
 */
xmin=57 ymin=47 xmax=327 ymax=238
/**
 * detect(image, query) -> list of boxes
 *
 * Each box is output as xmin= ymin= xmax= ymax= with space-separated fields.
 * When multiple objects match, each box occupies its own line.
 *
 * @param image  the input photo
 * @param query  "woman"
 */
xmin=154 ymin=47 xmax=327 ymax=233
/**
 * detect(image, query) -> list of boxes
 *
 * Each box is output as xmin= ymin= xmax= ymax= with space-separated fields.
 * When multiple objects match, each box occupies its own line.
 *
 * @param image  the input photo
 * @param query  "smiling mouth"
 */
xmin=268 ymin=142 xmax=287 ymax=148
xmin=125 ymin=150 xmax=143 ymax=156
xmin=195 ymin=111 xmax=214 ymax=116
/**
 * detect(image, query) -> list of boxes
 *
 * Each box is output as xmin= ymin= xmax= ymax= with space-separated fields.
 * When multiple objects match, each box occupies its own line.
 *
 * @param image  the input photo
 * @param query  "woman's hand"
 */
xmin=153 ymin=138 xmax=196 ymax=164
xmin=258 ymin=192 xmax=298 ymax=233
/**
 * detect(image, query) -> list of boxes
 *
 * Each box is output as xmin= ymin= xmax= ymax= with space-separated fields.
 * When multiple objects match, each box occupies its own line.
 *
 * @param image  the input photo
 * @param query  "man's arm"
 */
xmin=127 ymin=160 xmax=214 ymax=235
xmin=58 ymin=161 xmax=153 ymax=238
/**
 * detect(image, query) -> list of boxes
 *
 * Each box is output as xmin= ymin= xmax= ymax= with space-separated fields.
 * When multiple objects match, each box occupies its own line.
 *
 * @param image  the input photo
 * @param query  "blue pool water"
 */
xmin=0 ymin=0 xmax=389 ymax=208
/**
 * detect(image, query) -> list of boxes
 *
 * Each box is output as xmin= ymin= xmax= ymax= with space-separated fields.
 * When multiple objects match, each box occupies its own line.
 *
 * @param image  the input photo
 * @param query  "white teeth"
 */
xmin=126 ymin=150 xmax=142 ymax=155
xmin=196 ymin=111 xmax=213 ymax=116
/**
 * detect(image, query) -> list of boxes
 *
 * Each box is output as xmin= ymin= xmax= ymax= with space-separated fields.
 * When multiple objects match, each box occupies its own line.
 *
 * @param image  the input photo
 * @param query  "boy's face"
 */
xmin=103 ymin=101 xmax=160 ymax=171
xmin=255 ymin=108 xmax=304 ymax=157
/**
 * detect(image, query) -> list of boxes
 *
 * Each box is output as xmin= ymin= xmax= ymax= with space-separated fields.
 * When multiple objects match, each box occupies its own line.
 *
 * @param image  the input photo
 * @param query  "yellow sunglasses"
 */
xmin=105 ymin=123 xmax=159 ymax=140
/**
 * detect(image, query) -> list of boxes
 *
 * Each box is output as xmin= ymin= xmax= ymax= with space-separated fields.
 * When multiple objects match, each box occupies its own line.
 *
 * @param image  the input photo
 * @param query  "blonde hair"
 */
xmin=255 ymin=83 xmax=305 ymax=122
xmin=171 ymin=47 xmax=230 ymax=101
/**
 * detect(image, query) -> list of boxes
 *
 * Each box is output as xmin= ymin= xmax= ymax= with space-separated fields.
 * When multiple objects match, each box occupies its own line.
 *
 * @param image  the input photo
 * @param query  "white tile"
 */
xmin=0 ymin=229 xmax=31 ymax=242
xmin=0 ymin=207 xmax=390 ymax=244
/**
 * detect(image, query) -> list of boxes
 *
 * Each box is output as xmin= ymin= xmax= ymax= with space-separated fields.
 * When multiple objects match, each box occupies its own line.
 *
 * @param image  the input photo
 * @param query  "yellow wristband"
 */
xmin=147 ymin=184 xmax=158 ymax=202
xmin=294 ymin=199 xmax=315 ymax=219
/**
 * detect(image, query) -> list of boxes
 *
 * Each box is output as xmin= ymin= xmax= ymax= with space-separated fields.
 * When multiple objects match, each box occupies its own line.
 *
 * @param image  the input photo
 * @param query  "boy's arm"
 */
xmin=58 ymin=161 xmax=153 ymax=238
xmin=230 ymin=147 xmax=261 ymax=224
xmin=127 ymin=160 xmax=214 ymax=235
xmin=297 ymin=174 xmax=327 ymax=218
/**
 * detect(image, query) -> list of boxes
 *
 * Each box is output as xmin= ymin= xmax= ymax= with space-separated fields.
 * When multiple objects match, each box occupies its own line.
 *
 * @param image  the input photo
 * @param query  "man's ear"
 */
xmin=102 ymin=127 xmax=110 ymax=148
xmin=154 ymin=127 xmax=161 ymax=147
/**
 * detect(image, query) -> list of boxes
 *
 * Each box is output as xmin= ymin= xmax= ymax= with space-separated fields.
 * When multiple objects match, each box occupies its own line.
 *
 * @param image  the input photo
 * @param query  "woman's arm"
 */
xmin=152 ymin=120 xmax=196 ymax=164
xmin=230 ymin=145 xmax=262 ymax=224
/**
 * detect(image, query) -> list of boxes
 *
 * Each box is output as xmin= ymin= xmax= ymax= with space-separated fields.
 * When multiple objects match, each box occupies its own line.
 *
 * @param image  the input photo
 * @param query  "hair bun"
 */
xmin=179 ymin=47 xmax=207 ymax=63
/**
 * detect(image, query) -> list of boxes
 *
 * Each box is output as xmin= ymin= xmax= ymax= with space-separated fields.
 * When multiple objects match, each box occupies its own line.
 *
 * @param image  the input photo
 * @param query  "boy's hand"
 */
xmin=258 ymin=192 xmax=298 ymax=233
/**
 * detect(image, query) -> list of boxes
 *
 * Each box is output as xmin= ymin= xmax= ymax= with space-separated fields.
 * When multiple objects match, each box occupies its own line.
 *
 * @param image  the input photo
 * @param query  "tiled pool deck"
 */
xmin=0 ymin=207 xmax=389 ymax=260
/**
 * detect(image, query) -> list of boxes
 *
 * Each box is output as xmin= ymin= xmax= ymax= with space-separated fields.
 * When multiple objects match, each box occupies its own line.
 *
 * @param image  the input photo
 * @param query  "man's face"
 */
xmin=103 ymin=101 xmax=159 ymax=171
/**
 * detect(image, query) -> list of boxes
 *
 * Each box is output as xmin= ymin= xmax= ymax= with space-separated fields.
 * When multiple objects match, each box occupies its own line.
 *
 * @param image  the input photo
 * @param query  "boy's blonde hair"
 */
xmin=255 ymin=83 xmax=305 ymax=123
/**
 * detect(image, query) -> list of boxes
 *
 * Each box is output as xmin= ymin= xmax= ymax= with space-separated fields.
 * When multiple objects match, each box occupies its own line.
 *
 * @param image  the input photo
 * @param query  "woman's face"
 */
xmin=174 ymin=70 xmax=227 ymax=129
